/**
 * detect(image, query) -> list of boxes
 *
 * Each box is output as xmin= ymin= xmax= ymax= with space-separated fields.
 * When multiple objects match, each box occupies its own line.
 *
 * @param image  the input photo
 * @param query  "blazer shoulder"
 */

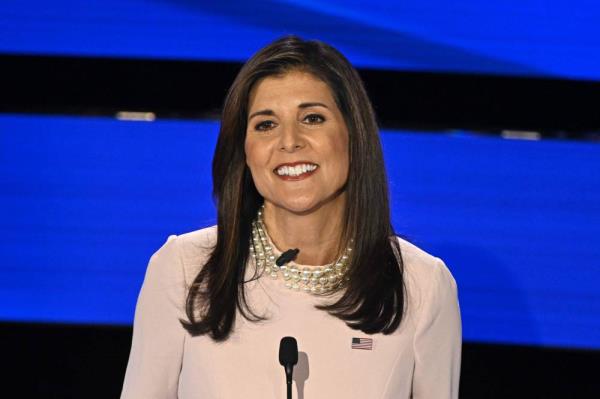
xmin=395 ymin=236 xmax=457 ymax=304
xmin=396 ymin=236 xmax=440 ymax=269
xmin=177 ymin=225 xmax=218 ymax=249
xmin=175 ymin=225 xmax=218 ymax=284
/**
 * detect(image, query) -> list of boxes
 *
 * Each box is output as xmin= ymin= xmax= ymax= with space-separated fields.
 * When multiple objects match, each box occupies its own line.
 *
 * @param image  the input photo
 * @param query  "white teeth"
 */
xmin=276 ymin=164 xmax=318 ymax=176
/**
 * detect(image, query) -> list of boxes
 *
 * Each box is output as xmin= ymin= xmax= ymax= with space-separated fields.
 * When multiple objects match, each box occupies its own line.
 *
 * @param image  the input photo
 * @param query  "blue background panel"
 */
xmin=0 ymin=1 xmax=599 ymax=81
xmin=0 ymin=116 xmax=218 ymax=324
xmin=1 ymin=114 xmax=599 ymax=350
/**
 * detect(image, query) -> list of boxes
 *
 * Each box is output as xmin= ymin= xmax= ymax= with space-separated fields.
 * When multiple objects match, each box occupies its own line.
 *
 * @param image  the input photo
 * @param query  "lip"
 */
xmin=273 ymin=160 xmax=319 ymax=181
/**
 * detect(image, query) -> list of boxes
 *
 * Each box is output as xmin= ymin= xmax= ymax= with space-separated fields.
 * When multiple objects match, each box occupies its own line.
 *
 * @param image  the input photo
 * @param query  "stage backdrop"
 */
xmin=0 ymin=0 xmax=599 ymax=81
xmin=1 ymin=114 xmax=599 ymax=350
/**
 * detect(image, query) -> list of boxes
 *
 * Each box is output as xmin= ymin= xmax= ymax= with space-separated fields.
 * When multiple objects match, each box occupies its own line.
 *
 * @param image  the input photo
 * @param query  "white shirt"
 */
xmin=121 ymin=226 xmax=461 ymax=398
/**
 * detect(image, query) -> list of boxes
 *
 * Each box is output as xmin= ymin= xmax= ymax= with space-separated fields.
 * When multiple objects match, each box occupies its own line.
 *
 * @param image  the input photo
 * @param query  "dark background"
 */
xmin=2 ymin=321 xmax=599 ymax=398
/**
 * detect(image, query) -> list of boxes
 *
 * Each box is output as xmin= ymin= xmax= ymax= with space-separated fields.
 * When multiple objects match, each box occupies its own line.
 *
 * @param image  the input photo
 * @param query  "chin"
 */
xmin=276 ymin=201 xmax=319 ymax=215
xmin=263 ymin=194 xmax=315 ymax=214
xmin=267 ymin=191 xmax=344 ymax=216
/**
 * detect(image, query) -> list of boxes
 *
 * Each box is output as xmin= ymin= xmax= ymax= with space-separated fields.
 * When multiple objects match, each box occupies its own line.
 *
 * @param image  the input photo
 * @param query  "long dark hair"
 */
xmin=181 ymin=35 xmax=405 ymax=341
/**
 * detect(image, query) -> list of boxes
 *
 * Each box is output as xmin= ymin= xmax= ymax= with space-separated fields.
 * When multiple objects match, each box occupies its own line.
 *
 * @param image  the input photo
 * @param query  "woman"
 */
xmin=121 ymin=35 xmax=461 ymax=399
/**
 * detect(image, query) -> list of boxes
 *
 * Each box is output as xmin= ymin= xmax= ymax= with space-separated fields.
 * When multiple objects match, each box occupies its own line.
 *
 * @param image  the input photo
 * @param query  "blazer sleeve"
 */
xmin=412 ymin=257 xmax=462 ymax=399
xmin=121 ymin=235 xmax=187 ymax=399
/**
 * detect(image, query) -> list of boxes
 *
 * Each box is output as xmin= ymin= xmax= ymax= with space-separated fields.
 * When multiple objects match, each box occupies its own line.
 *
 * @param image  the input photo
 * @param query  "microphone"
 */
xmin=276 ymin=249 xmax=300 ymax=267
xmin=279 ymin=336 xmax=298 ymax=399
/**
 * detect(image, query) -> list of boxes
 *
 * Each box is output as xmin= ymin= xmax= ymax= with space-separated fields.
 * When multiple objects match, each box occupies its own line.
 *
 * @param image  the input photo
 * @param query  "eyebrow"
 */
xmin=248 ymin=109 xmax=275 ymax=121
xmin=299 ymin=102 xmax=329 ymax=110
xmin=248 ymin=102 xmax=329 ymax=121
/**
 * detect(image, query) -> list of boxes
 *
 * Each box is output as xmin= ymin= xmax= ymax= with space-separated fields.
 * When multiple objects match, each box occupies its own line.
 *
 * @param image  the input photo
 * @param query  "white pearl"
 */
xmin=251 ymin=211 xmax=351 ymax=296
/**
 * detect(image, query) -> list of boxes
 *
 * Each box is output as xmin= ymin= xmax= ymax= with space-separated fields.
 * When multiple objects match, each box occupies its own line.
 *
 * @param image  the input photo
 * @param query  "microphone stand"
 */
xmin=286 ymin=369 xmax=293 ymax=399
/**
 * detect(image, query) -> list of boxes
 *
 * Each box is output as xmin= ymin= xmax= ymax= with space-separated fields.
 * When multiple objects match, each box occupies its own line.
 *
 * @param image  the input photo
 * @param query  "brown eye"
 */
xmin=255 ymin=120 xmax=276 ymax=131
xmin=304 ymin=114 xmax=325 ymax=124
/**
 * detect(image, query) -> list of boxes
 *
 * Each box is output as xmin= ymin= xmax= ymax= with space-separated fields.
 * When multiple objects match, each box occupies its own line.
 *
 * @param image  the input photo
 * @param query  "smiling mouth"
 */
xmin=273 ymin=162 xmax=319 ymax=180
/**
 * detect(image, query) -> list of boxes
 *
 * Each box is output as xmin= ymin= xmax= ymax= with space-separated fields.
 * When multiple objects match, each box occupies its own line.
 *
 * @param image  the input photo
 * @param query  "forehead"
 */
xmin=247 ymin=70 xmax=336 ymax=109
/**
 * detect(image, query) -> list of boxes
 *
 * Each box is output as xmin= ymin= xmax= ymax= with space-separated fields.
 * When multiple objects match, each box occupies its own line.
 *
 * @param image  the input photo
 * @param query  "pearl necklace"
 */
xmin=249 ymin=207 xmax=353 ymax=294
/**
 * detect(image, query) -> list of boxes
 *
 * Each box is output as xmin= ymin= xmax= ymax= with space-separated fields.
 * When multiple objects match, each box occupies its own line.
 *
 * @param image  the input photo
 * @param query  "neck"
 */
xmin=262 ymin=199 xmax=345 ymax=266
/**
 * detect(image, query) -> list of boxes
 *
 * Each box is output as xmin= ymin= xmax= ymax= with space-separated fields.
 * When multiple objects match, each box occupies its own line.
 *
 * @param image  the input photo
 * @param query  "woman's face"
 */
xmin=245 ymin=70 xmax=350 ymax=215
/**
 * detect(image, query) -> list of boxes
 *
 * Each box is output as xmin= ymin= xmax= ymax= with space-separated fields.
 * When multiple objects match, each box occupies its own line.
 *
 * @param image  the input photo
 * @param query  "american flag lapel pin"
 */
xmin=351 ymin=337 xmax=373 ymax=350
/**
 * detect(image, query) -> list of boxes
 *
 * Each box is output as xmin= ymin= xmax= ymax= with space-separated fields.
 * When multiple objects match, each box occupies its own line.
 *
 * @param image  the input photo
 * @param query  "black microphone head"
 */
xmin=275 ymin=249 xmax=300 ymax=266
xmin=279 ymin=336 xmax=298 ymax=366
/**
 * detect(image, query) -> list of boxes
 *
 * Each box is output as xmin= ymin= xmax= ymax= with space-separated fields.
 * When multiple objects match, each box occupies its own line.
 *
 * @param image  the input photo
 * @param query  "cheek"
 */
xmin=244 ymin=139 xmax=270 ymax=183
xmin=244 ymin=138 xmax=252 ymax=163
xmin=244 ymin=139 xmax=261 ymax=169
xmin=330 ymin=135 xmax=349 ymax=177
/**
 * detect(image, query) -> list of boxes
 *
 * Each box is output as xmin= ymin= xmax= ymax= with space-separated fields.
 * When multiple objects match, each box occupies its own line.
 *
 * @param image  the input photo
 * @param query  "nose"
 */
xmin=278 ymin=123 xmax=306 ymax=153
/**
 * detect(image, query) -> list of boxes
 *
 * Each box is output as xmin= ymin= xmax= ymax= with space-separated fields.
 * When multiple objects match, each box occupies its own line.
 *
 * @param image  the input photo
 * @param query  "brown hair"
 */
xmin=181 ymin=35 xmax=405 ymax=341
